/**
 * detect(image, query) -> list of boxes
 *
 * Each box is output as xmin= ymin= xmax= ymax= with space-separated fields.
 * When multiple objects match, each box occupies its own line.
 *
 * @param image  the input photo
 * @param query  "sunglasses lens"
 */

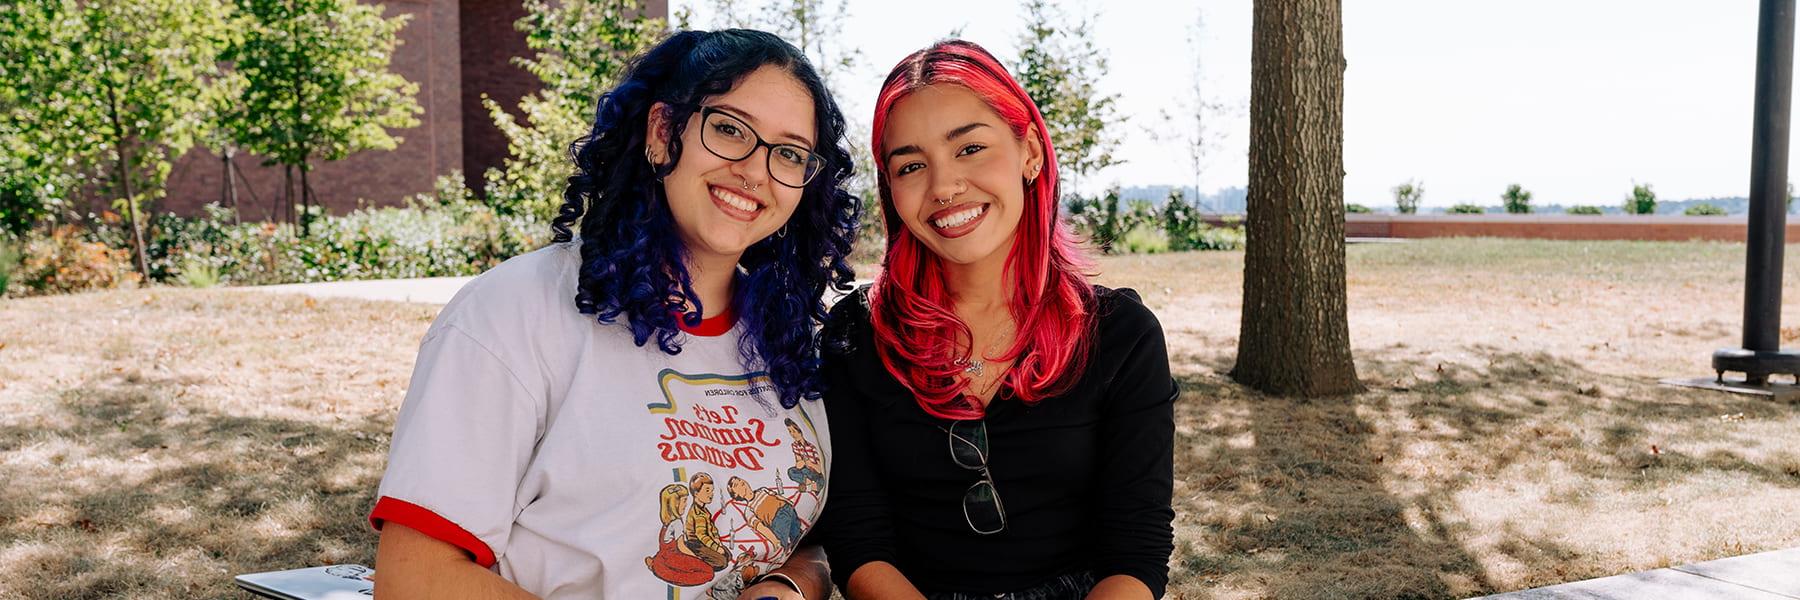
xmin=963 ymin=479 xmax=1005 ymax=534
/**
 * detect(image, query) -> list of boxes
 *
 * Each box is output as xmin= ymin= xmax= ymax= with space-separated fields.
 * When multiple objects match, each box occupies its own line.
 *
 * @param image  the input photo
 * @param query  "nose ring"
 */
xmin=741 ymin=180 xmax=761 ymax=192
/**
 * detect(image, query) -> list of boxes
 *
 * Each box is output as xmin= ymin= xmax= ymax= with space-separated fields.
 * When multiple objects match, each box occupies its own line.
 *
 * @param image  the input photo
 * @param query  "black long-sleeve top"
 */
xmin=813 ymin=286 xmax=1177 ymax=597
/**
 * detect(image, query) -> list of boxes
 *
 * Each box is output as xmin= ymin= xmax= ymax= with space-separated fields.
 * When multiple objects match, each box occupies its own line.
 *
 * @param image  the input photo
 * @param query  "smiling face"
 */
xmin=880 ymin=84 xmax=1044 ymax=269
xmin=649 ymin=64 xmax=818 ymax=267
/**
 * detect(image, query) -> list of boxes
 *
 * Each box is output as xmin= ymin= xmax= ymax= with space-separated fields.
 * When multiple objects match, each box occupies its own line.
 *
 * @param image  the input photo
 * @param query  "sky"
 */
xmin=673 ymin=1 xmax=1785 ymax=208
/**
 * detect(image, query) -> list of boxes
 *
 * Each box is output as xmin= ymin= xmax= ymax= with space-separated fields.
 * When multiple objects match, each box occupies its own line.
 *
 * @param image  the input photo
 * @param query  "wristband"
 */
xmin=747 ymin=571 xmax=804 ymax=599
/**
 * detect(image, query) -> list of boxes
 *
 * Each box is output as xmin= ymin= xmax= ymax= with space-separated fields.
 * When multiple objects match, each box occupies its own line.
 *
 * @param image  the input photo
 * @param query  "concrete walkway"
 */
xmin=1472 ymin=547 xmax=1800 ymax=599
xmin=237 ymin=276 xmax=869 ymax=306
xmin=237 ymin=276 xmax=475 ymax=305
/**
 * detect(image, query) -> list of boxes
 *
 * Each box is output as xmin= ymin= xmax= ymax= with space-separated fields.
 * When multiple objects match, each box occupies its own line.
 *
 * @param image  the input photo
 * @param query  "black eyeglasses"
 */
xmin=690 ymin=106 xmax=826 ymax=188
xmin=944 ymin=419 xmax=1006 ymax=535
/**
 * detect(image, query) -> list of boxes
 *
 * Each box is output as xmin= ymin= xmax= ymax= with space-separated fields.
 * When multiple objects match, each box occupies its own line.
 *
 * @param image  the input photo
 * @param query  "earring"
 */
xmin=775 ymin=225 xmax=788 ymax=239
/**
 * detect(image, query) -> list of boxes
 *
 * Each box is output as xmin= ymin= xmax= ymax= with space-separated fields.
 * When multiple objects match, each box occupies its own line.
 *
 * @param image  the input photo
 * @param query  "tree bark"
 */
xmin=223 ymin=147 xmax=241 ymax=225
xmin=1229 ymin=0 xmax=1363 ymax=397
xmin=102 ymin=80 xmax=151 ymax=281
xmin=299 ymin=160 xmax=314 ymax=237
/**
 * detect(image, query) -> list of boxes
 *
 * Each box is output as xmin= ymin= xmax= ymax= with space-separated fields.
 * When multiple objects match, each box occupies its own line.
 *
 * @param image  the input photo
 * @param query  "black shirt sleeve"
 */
xmin=1090 ymin=289 xmax=1178 ymax=596
xmin=813 ymin=291 xmax=898 ymax=590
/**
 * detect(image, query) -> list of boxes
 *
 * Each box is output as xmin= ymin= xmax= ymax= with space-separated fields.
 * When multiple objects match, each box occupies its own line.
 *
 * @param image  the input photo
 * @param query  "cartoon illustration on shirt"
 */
xmin=785 ymin=418 xmax=825 ymax=494
xmin=645 ymin=483 xmax=716 ymax=586
xmin=716 ymin=476 xmax=804 ymax=554
xmin=683 ymin=473 xmax=730 ymax=570
xmin=645 ymin=370 xmax=826 ymax=598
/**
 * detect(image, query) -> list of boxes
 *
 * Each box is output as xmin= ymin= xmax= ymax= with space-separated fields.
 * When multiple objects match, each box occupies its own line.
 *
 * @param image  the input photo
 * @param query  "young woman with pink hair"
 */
xmin=815 ymin=40 xmax=1177 ymax=599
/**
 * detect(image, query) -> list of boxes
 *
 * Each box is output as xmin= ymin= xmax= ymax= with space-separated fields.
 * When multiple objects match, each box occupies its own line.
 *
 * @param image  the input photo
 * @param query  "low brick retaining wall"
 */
xmin=1200 ymin=214 xmax=1800 ymax=242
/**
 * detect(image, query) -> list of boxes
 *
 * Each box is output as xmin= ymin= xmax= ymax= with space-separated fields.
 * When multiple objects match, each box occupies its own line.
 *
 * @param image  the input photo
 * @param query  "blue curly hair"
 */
xmin=550 ymin=29 xmax=860 ymax=408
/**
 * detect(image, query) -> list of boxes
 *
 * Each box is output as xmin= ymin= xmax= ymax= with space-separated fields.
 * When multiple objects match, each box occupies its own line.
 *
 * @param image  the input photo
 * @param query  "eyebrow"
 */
xmin=884 ymin=122 xmax=992 ymax=164
xmin=713 ymin=103 xmax=815 ymax=148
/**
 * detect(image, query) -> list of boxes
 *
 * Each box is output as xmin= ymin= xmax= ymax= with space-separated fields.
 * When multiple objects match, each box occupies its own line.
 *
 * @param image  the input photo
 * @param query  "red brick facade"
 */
xmin=161 ymin=0 xmax=667 ymax=218
xmin=1341 ymin=214 xmax=1800 ymax=242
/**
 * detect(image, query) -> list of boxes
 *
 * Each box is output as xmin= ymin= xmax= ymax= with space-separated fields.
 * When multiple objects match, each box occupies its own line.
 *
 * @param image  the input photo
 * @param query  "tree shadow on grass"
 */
xmin=1163 ymin=339 xmax=1800 ymax=600
xmin=0 ymin=370 xmax=389 ymax=599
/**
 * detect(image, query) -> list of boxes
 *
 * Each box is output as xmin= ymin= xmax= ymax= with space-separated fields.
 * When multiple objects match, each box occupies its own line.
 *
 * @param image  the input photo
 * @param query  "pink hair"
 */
xmin=868 ymin=40 xmax=1097 ymax=419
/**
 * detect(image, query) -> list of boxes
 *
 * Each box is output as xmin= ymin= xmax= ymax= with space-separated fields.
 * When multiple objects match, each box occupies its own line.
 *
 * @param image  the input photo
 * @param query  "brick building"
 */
xmin=161 ymin=0 xmax=668 ymax=218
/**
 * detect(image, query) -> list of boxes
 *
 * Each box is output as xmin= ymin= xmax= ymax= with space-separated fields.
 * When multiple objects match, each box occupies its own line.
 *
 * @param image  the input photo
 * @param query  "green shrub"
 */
xmin=0 ymin=238 xmax=19 ymax=297
xmin=1624 ymin=183 xmax=1657 ymax=215
xmin=1345 ymin=203 xmax=1373 ymax=214
xmin=0 ymin=175 xmax=51 ymax=238
xmin=1117 ymin=224 xmax=1169 ymax=254
xmin=1566 ymin=205 xmax=1603 ymax=215
xmin=1684 ymin=204 xmax=1727 ymax=216
xmin=178 ymin=257 xmax=222 ymax=288
xmin=13 ymin=225 xmax=140 ymax=296
xmin=1502 ymin=183 xmax=1532 ymax=214
xmin=1448 ymin=203 xmax=1486 ymax=214
xmin=1392 ymin=180 xmax=1422 ymax=214
xmin=1160 ymin=190 xmax=1203 ymax=251
xmin=1065 ymin=188 xmax=1124 ymax=253
xmin=1190 ymin=223 xmax=1246 ymax=250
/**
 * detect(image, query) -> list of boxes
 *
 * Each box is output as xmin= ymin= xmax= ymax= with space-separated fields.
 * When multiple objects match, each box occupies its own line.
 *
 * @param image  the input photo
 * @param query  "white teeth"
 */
xmin=933 ymin=205 xmax=985 ymax=229
xmin=712 ymin=187 xmax=761 ymax=213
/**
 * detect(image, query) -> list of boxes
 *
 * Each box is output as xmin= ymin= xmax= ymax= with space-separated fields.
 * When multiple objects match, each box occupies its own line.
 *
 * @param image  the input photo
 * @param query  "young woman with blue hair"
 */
xmin=368 ymin=29 xmax=860 ymax=600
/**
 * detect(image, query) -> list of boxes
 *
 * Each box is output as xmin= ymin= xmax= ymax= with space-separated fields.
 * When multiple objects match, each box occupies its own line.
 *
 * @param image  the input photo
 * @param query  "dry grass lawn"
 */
xmin=2 ymin=238 xmax=1798 ymax=599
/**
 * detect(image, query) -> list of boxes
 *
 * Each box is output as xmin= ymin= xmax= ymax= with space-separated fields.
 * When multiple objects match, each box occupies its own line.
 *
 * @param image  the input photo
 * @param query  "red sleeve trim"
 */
xmin=674 ymin=306 xmax=737 ymax=337
xmin=369 ymin=496 xmax=498 ymax=568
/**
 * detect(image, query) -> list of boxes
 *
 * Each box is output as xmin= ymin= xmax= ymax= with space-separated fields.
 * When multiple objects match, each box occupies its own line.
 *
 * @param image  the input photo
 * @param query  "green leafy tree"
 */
xmin=1 ymin=1 xmax=71 ymax=236
xmin=1345 ymin=203 xmax=1372 ymax=214
xmin=1685 ymin=203 xmax=1727 ymax=216
xmin=1501 ymin=183 xmax=1532 ymax=214
xmin=2 ymin=0 xmax=230 ymax=278
xmin=1391 ymin=180 xmax=1422 ymax=214
xmin=1567 ymin=205 xmax=1603 ymax=215
xmin=1015 ymin=0 xmax=1122 ymax=191
xmin=483 ymin=0 xmax=666 ymax=221
xmin=1448 ymin=203 xmax=1485 ymax=214
xmin=1624 ymin=183 xmax=1657 ymax=215
xmin=223 ymin=0 xmax=421 ymax=235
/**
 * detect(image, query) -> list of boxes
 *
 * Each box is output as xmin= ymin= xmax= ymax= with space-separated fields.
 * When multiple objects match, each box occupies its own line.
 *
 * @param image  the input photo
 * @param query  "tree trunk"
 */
xmin=1229 ymin=0 xmax=1363 ymax=397
xmin=299 ymin=160 xmax=314 ymax=237
xmin=282 ymin=165 xmax=295 ymax=229
xmin=102 ymin=81 xmax=151 ymax=281
xmin=223 ymin=147 xmax=241 ymax=225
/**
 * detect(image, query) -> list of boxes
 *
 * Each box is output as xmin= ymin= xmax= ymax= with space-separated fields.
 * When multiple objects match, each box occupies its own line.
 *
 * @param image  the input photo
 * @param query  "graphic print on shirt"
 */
xmin=643 ymin=369 xmax=826 ymax=598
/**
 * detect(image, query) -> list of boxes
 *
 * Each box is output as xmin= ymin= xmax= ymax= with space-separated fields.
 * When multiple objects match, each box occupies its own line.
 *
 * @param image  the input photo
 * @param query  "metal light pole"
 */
xmin=1714 ymin=0 xmax=1800 ymax=384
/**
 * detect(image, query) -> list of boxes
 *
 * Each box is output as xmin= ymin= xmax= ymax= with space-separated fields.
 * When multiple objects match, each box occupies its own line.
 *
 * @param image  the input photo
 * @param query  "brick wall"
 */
xmin=1344 ymin=214 xmax=1800 ymax=242
xmin=458 ymin=0 xmax=536 ymax=196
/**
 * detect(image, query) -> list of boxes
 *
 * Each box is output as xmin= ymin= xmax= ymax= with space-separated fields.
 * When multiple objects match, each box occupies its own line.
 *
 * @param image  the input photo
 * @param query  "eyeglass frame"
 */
xmin=680 ymin=105 xmax=827 ymax=189
xmin=942 ymin=419 xmax=1007 ymax=535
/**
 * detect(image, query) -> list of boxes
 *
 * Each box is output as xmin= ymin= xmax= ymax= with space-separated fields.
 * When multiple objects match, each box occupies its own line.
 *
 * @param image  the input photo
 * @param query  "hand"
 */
xmin=736 ymin=580 xmax=804 ymax=600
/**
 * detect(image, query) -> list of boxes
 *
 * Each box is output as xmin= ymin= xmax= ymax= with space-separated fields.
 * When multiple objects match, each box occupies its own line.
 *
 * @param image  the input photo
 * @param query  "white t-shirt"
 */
xmin=370 ymin=243 xmax=832 ymax=599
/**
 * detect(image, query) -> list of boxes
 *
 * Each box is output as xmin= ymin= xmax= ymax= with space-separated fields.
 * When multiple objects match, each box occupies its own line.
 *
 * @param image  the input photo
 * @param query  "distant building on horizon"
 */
xmin=160 ymin=0 xmax=668 ymax=219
